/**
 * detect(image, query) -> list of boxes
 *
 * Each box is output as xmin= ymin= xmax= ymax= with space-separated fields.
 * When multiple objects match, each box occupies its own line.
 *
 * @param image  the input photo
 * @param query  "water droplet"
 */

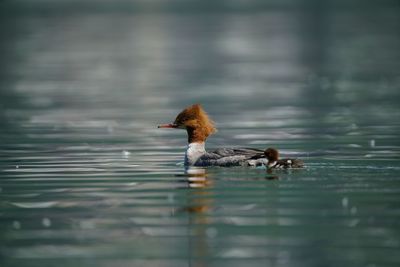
xmin=12 ymin=221 xmax=21 ymax=230
xmin=348 ymin=219 xmax=360 ymax=227
xmin=342 ymin=197 xmax=349 ymax=208
xmin=42 ymin=218 xmax=51 ymax=227
xmin=369 ymin=139 xmax=375 ymax=148
xmin=350 ymin=207 xmax=357 ymax=215
xmin=122 ymin=150 xmax=131 ymax=158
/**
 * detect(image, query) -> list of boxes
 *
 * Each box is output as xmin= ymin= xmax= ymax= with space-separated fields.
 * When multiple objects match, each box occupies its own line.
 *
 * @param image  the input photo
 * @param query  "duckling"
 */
xmin=264 ymin=148 xmax=304 ymax=169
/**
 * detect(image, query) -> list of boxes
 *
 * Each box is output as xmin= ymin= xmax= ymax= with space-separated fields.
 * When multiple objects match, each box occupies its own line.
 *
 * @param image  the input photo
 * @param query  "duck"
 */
xmin=158 ymin=104 xmax=304 ymax=168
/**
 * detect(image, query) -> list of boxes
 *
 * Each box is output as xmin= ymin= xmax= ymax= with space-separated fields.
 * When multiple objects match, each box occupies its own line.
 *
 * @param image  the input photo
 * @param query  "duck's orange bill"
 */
xmin=158 ymin=123 xmax=178 ymax=128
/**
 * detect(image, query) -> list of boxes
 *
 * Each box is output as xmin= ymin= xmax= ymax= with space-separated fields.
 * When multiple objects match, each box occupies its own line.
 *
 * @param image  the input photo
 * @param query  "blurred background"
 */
xmin=1 ymin=1 xmax=400 ymax=267
xmin=1 ymin=0 xmax=399 ymax=149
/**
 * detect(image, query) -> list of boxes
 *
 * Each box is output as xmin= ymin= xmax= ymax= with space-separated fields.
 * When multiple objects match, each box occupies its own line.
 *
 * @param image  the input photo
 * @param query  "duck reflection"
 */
xmin=179 ymin=167 xmax=214 ymax=267
xmin=266 ymin=166 xmax=305 ymax=180
xmin=176 ymin=167 xmax=285 ymax=266
xmin=266 ymin=168 xmax=280 ymax=180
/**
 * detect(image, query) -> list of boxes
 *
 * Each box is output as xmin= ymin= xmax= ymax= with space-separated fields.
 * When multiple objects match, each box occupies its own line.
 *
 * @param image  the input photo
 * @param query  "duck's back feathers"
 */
xmin=210 ymin=147 xmax=265 ymax=158
xmin=193 ymin=147 xmax=266 ymax=167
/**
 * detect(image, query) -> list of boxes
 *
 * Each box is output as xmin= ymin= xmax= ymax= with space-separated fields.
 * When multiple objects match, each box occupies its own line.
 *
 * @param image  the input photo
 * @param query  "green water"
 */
xmin=1 ymin=1 xmax=400 ymax=267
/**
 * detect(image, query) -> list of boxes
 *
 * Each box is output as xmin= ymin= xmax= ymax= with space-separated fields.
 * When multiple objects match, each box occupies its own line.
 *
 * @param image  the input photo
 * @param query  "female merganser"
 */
xmin=158 ymin=104 xmax=270 ymax=167
xmin=264 ymin=148 xmax=304 ymax=169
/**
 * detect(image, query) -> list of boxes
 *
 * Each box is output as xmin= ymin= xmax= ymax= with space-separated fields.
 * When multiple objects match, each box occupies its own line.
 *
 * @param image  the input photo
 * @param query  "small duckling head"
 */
xmin=264 ymin=148 xmax=279 ymax=162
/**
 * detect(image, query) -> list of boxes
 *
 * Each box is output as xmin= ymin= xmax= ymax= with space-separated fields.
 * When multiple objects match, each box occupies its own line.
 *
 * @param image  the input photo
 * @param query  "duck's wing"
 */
xmin=207 ymin=147 xmax=265 ymax=160
xmin=194 ymin=147 xmax=266 ymax=167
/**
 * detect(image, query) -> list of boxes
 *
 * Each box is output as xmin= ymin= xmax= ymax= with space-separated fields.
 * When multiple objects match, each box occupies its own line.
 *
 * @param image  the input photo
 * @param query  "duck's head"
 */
xmin=264 ymin=148 xmax=279 ymax=162
xmin=158 ymin=104 xmax=217 ymax=143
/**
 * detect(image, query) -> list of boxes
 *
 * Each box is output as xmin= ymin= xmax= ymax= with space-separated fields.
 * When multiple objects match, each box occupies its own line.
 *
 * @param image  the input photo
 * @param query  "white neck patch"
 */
xmin=185 ymin=142 xmax=206 ymax=166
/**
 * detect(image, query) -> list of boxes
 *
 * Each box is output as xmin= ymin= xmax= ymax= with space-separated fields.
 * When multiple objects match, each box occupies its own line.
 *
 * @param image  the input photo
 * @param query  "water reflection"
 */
xmin=180 ymin=167 xmax=214 ymax=267
xmin=179 ymin=167 xmax=284 ymax=266
xmin=266 ymin=169 xmax=280 ymax=180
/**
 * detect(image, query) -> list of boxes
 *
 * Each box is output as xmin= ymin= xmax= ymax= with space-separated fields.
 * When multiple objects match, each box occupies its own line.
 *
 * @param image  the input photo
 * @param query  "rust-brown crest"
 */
xmin=174 ymin=104 xmax=217 ymax=143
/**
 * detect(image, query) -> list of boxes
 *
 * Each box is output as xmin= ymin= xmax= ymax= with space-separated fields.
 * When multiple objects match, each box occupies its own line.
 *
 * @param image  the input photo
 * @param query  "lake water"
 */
xmin=1 ymin=2 xmax=400 ymax=267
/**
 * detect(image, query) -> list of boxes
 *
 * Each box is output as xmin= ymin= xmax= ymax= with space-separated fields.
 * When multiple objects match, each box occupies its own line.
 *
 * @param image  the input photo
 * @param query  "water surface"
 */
xmin=1 ymin=2 xmax=400 ymax=267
